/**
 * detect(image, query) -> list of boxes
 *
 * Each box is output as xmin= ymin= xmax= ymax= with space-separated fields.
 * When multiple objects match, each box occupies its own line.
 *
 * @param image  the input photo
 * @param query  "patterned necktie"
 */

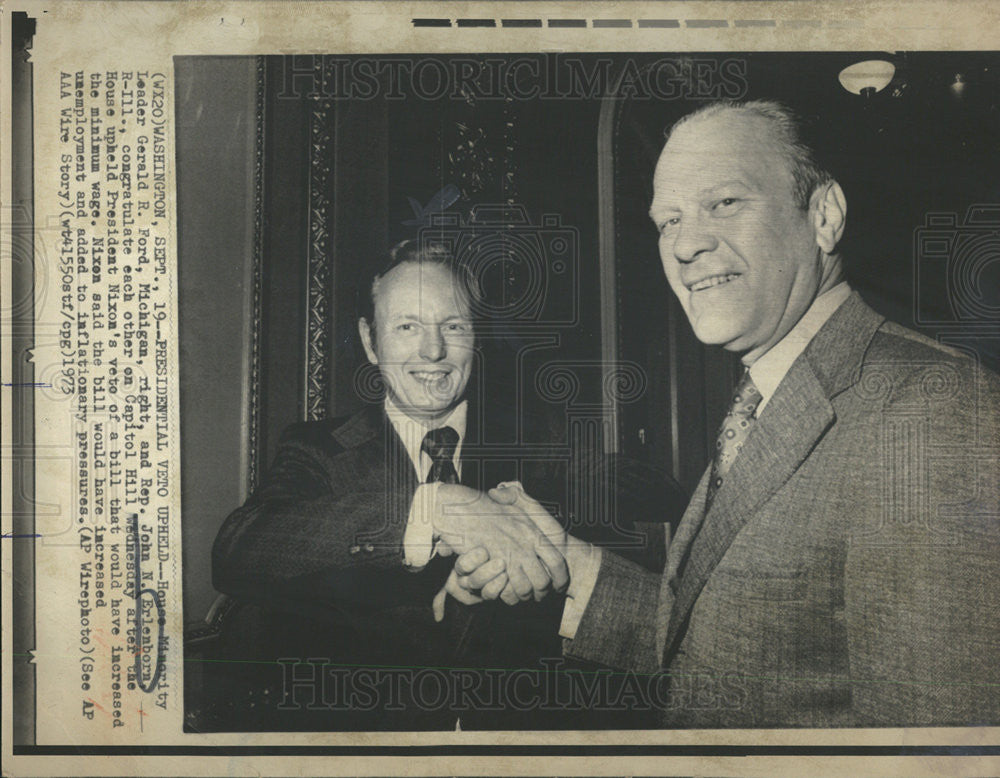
xmin=421 ymin=426 xmax=459 ymax=484
xmin=706 ymin=370 xmax=761 ymax=505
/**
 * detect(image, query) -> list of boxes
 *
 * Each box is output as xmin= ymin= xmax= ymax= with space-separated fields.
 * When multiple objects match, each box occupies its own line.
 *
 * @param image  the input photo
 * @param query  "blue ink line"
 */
xmin=2 ymin=533 xmax=42 ymax=538
xmin=401 ymin=184 xmax=461 ymax=226
xmin=2 ymin=382 xmax=52 ymax=388
xmin=129 ymin=513 xmax=166 ymax=693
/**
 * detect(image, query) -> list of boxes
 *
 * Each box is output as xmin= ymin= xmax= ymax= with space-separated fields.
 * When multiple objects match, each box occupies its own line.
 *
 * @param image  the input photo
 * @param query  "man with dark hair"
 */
xmin=452 ymin=99 xmax=1000 ymax=727
xmin=211 ymin=239 xmax=682 ymax=730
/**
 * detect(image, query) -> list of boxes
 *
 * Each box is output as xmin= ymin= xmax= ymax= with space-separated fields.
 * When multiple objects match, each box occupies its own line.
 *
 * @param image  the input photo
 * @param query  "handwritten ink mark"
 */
xmin=2 ymin=382 xmax=52 ymax=388
xmin=1 ymin=532 xmax=41 ymax=539
xmin=129 ymin=513 xmax=166 ymax=693
xmin=402 ymin=184 xmax=461 ymax=226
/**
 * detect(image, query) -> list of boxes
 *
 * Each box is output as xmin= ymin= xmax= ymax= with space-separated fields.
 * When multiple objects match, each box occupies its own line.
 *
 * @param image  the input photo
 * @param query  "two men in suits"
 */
xmin=211 ymin=240 xmax=679 ymax=729
xmin=452 ymin=99 xmax=1000 ymax=727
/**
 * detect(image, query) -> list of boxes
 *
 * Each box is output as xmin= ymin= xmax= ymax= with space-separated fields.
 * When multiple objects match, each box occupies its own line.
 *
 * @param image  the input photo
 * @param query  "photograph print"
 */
xmin=176 ymin=50 xmax=1000 ymax=732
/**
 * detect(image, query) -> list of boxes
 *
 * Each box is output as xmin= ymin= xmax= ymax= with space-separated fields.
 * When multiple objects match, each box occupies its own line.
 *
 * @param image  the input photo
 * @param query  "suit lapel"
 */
xmin=381 ymin=406 xmax=422 ymax=499
xmin=437 ymin=399 xmax=488 ymax=654
xmin=663 ymin=360 xmax=835 ymax=662
xmin=661 ymin=292 xmax=886 ymax=665
xmin=460 ymin=397 xmax=482 ymax=491
xmin=329 ymin=404 xmax=488 ymax=666
xmin=423 ymin=400 xmax=474 ymax=654
xmin=331 ymin=403 xmax=384 ymax=448
xmin=656 ymin=467 xmax=710 ymax=652
xmin=332 ymin=404 xmax=420 ymax=506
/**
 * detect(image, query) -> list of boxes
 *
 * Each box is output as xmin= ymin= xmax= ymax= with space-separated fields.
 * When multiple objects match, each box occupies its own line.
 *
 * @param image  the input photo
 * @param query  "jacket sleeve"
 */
xmin=212 ymin=421 xmax=422 ymax=613
xmin=568 ymin=452 xmax=687 ymax=574
xmin=562 ymin=550 xmax=663 ymax=674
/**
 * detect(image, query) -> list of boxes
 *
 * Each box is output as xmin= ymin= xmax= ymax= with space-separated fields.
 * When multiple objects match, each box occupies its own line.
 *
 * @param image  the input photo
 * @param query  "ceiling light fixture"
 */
xmin=838 ymin=59 xmax=896 ymax=97
xmin=950 ymin=72 xmax=967 ymax=98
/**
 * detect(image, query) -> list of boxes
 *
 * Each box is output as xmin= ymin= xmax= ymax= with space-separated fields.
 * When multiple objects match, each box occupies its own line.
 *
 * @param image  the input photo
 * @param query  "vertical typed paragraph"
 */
xmin=33 ymin=68 xmax=180 ymax=740
xmin=56 ymin=72 xmax=170 ymax=508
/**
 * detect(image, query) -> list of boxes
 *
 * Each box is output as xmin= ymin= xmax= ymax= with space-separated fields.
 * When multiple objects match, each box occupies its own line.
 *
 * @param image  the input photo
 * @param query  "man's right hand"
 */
xmin=450 ymin=483 xmax=592 ymax=609
xmin=433 ymin=483 xmax=565 ymax=604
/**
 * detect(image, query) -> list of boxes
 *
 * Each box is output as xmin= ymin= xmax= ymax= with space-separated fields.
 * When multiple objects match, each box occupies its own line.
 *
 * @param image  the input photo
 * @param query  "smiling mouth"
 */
xmin=689 ymin=273 xmax=740 ymax=292
xmin=410 ymin=369 xmax=452 ymax=382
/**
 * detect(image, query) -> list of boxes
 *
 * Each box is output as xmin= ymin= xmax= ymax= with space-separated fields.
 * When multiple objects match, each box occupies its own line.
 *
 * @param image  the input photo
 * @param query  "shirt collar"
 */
xmin=384 ymin=397 xmax=468 ymax=481
xmin=746 ymin=282 xmax=852 ymax=416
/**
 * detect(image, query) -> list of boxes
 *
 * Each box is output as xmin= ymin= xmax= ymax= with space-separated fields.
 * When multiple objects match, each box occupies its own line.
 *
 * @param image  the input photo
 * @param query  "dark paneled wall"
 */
xmin=179 ymin=57 xmax=393 ymax=620
xmin=177 ymin=58 xmax=259 ymax=621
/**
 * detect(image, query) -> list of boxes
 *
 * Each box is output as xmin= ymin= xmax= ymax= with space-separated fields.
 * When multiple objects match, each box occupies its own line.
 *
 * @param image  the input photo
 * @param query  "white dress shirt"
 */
xmin=559 ymin=282 xmax=853 ymax=639
xmin=385 ymin=396 xmax=467 ymax=569
xmin=747 ymin=282 xmax=851 ymax=414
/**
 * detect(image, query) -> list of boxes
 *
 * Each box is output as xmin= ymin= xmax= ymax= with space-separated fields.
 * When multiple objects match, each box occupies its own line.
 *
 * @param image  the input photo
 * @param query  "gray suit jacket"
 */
xmin=567 ymin=293 xmax=1000 ymax=727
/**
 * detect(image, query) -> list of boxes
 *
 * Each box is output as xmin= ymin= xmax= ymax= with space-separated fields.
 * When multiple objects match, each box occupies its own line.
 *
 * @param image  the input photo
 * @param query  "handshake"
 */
xmin=429 ymin=482 xmax=581 ymax=621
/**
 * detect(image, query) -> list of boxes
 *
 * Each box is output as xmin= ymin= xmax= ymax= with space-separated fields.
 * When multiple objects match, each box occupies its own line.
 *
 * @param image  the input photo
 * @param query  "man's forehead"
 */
xmin=653 ymin=112 xmax=790 ymax=200
xmin=377 ymin=262 xmax=456 ymax=294
xmin=671 ymin=109 xmax=774 ymax=148
xmin=374 ymin=262 xmax=470 ymax=314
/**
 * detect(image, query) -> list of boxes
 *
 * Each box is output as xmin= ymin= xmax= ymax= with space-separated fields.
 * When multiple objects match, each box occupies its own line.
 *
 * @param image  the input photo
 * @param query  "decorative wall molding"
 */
xmin=304 ymin=86 xmax=333 ymax=421
xmin=247 ymin=56 xmax=267 ymax=493
xmin=597 ymin=77 xmax=622 ymax=455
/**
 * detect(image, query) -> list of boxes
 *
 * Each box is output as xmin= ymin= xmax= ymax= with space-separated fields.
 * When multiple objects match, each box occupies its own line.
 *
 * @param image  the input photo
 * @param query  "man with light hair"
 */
xmin=451 ymin=99 xmax=1000 ymax=727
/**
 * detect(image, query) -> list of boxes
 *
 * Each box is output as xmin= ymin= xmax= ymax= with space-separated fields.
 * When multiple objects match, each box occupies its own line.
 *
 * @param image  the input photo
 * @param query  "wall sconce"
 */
xmin=838 ymin=59 xmax=896 ymax=97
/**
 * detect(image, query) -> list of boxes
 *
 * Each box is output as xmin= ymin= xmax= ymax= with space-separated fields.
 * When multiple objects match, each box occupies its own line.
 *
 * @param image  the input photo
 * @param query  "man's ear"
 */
xmin=811 ymin=180 xmax=847 ymax=255
xmin=358 ymin=318 xmax=378 ymax=364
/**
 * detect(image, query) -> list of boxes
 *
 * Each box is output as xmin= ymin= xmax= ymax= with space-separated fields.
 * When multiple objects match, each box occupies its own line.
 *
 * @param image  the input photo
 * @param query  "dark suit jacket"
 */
xmin=567 ymin=293 xmax=1000 ymax=727
xmin=208 ymin=401 xmax=684 ymax=730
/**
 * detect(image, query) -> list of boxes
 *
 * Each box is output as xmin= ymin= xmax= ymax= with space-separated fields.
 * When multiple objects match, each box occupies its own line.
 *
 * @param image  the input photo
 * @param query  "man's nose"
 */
xmin=419 ymin=325 xmax=446 ymax=361
xmin=671 ymin=218 xmax=718 ymax=264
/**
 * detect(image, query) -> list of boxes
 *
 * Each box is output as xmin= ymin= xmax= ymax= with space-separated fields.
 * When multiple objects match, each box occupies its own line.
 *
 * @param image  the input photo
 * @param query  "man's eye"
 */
xmin=398 ymin=323 xmax=415 ymax=332
xmin=658 ymin=217 xmax=680 ymax=233
xmin=712 ymin=197 xmax=740 ymax=211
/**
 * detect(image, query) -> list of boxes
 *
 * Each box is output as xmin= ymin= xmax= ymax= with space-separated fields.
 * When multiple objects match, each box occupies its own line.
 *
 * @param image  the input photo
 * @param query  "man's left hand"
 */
xmin=432 ymin=483 xmax=570 ymax=619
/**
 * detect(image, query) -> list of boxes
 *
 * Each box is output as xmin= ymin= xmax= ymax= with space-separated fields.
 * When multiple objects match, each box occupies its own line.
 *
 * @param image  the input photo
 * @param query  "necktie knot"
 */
xmin=728 ymin=370 xmax=762 ymax=419
xmin=421 ymin=426 xmax=459 ymax=484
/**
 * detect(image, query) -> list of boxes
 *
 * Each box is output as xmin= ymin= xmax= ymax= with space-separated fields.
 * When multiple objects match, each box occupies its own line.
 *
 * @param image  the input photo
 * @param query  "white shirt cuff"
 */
xmin=558 ymin=543 xmax=603 ymax=640
xmin=402 ymin=482 xmax=439 ymax=569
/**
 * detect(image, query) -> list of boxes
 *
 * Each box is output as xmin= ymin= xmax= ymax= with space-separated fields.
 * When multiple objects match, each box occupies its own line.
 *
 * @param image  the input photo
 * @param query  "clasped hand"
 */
xmin=431 ymin=482 xmax=568 ymax=621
